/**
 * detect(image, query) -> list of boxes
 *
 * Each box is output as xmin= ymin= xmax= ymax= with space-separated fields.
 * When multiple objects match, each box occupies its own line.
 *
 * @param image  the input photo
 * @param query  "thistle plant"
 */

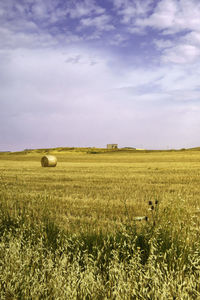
xmin=148 ymin=199 xmax=159 ymax=226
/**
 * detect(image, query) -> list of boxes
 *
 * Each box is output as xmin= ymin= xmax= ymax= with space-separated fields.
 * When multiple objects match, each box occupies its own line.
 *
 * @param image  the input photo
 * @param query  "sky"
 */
xmin=1 ymin=0 xmax=200 ymax=151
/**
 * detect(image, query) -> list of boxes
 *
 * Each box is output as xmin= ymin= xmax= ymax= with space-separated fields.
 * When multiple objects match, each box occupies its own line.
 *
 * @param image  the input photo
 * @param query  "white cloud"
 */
xmin=1 ymin=1 xmax=200 ymax=150
xmin=113 ymin=0 xmax=154 ymax=24
xmin=153 ymin=39 xmax=173 ymax=50
xmin=139 ymin=0 xmax=200 ymax=64
xmin=108 ymin=33 xmax=129 ymax=46
xmin=0 ymin=0 xmax=112 ymax=49
xmin=136 ymin=0 xmax=177 ymax=30
xmin=67 ymin=0 xmax=105 ymax=19
xmin=31 ymin=2 xmax=48 ymax=19
xmin=1 ymin=46 xmax=200 ymax=150
xmin=184 ymin=31 xmax=200 ymax=46
xmin=134 ymin=0 xmax=200 ymax=33
xmin=0 ymin=29 xmax=61 ymax=50
xmin=80 ymin=14 xmax=115 ymax=31
xmin=118 ymin=0 xmax=200 ymax=64
xmin=162 ymin=44 xmax=200 ymax=64
xmin=154 ymin=29 xmax=200 ymax=64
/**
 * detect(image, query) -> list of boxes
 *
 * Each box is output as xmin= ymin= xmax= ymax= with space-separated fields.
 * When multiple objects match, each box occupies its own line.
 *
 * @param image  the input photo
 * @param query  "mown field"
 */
xmin=0 ymin=149 xmax=200 ymax=299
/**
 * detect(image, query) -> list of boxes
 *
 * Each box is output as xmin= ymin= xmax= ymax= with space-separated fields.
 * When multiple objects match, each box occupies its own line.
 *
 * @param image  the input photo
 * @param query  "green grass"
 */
xmin=0 ymin=149 xmax=200 ymax=299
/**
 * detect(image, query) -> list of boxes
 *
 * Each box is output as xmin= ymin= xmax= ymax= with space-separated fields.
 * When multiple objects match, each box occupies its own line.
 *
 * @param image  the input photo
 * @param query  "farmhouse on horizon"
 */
xmin=107 ymin=144 xmax=118 ymax=149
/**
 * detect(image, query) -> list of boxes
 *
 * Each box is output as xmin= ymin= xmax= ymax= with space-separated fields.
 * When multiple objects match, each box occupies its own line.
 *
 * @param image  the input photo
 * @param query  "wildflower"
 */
xmin=148 ymin=201 xmax=152 ymax=206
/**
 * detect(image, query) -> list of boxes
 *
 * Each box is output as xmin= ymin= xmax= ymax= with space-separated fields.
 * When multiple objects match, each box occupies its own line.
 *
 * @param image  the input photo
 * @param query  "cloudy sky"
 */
xmin=1 ymin=0 xmax=200 ymax=151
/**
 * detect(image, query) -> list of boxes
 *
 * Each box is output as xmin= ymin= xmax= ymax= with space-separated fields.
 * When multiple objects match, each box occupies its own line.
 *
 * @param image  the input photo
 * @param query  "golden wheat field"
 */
xmin=0 ymin=148 xmax=200 ymax=299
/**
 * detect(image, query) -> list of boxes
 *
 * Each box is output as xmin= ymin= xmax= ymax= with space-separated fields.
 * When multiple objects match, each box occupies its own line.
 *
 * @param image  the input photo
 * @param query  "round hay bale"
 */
xmin=41 ymin=155 xmax=57 ymax=167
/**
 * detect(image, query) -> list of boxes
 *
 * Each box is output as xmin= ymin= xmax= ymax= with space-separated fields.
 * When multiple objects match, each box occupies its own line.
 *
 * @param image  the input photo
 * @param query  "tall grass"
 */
xmin=0 ymin=201 xmax=199 ymax=299
xmin=0 ymin=150 xmax=200 ymax=298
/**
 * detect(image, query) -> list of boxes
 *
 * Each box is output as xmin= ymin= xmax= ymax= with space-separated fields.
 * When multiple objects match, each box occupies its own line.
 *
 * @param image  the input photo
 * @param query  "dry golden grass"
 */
xmin=1 ymin=149 xmax=200 ymax=233
xmin=0 ymin=149 xmax=200 ymax=299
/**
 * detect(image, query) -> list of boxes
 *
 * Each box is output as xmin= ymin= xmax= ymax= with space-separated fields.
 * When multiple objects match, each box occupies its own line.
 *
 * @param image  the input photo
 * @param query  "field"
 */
xmin=0 ymin=148 xmax=200 ymax=299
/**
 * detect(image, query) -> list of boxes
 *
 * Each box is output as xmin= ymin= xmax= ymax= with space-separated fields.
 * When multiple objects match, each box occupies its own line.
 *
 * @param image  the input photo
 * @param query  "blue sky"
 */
xmin=1 ymin=0 xmax=200 ymax=151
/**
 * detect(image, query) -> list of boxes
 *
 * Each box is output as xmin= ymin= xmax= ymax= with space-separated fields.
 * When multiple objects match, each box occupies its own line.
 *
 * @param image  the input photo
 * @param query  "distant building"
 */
xmin=107 ymin=144 xmax=118 ymax=150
